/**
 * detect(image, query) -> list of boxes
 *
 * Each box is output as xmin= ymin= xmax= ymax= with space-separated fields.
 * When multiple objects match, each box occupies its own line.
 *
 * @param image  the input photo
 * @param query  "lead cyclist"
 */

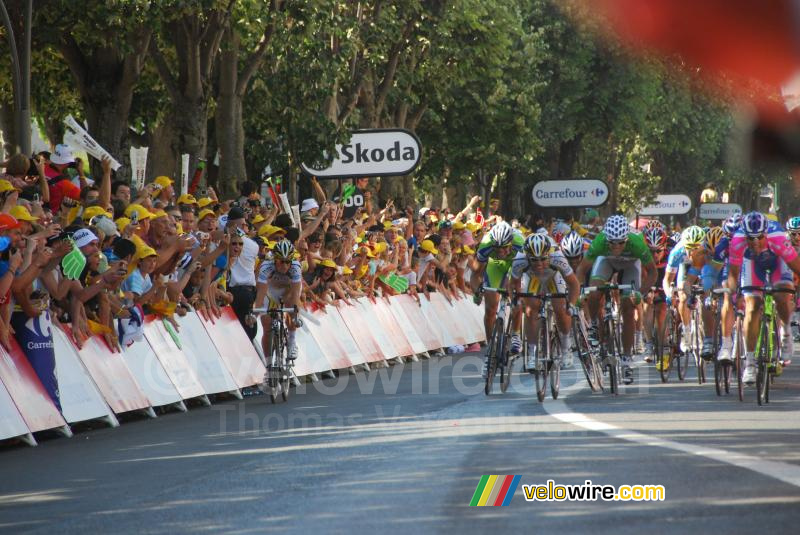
xmin=469 ymin=221 xmax=525 ymax=378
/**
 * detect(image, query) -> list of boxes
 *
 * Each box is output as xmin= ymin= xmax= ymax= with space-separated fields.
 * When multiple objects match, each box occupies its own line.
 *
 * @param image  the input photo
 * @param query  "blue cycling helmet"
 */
xmin=742 ymin=211 xmax=768 ymax=237
xmin=787 ymin=217 xmax=800 ymax=232
xmin=722 ymin=213 xmax=742 ymax=235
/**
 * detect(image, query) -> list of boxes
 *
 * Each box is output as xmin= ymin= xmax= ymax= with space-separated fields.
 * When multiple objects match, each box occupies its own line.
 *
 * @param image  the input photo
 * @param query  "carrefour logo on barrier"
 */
xmin=699 ymin=203 xmax=742 ymax=220
xmin=532 ymin=179 xmax=609 ymax=207
xmin=300 ymin=129 xmax=422 ymax=179
xmin=638 ymin=194 xmax=692 ymax=216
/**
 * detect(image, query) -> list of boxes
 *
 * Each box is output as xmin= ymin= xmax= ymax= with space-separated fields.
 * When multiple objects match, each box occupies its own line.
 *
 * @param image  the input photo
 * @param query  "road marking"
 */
xmin=546 ymin=362 xmax=800 ymax=489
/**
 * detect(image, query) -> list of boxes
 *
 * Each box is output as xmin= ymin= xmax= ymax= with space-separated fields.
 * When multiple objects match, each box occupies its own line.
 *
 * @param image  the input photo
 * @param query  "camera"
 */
xmin=130 ymin=211 xmax=139 ymax=225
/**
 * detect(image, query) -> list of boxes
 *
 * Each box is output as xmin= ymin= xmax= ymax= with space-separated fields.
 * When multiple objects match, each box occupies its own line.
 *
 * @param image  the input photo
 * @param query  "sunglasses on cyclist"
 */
xmin=527 ymin=256 xmax=548 ymax=263
xmin=608 ymin=239 xmax=627 ymax=245
xmin=746 ymin=234 xmax=765 ymax=241
xmin=790 ymin=231 xmax=800 ymax=238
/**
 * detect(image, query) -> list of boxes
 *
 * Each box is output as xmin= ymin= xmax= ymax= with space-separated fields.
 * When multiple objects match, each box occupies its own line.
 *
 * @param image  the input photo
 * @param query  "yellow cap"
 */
xmin=177 ymin=193 xmax=197 ymax=205
xmin=258 ymin=224 xmax=286 ymax=238
xmin=198 ymin=209 xmax=216 ymax=221
xmin=373 ymin=242 xmax=388 ymax=254
xmin=394 ymin=235 xmax=405 ymax=243
xmin=319 ymin=259 xmax=337 ymax=269
xmin=151 ymin=209 xmax=168 ymax=220
xmin=359 ymin=246 xmax=375 ymax=258
xmin=420 ymin=239 xmax=438 ymax=255
xmin=252 ymin=214 xmax=265 ymax=225
xmin=453 ymin=221 xmax=466 ymax=230
xmin=115 ymin=217 xmax=132 ymax=232
xmin=82 ymin=205 xmax=112 ymax=222
xmin=0 ymin=179 xmax=20 ymax=193
xmin=9 ymin=205 xmax=38 ymax=222
xmin=152 ymin=176 xmax=173 ymax=193
xmin=342 ymin=266 xmax=353 ymax=275
xmin=466 ymin=222 xmax=482 ymax=233
xmin=197 ymin=197 xmax=214 ymax=209
xmin=125 ymin=203 xmax=155 ymax=220
xmin=136 ymin=245 xmax=158 ymax=260
xmin=462 ymin=245 xmax=475 ymax=255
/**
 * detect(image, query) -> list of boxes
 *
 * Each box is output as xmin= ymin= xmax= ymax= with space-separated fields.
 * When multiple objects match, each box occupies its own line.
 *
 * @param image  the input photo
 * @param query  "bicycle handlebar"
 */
xmin=739 ymin=286 xmax=796 ymax=295
xmin=581 ymin=284 xmax=633 ymax=294
xmin=516 ymin=292 xmax=568 ymax=299
xmin=252 ymin=306 xmax=299 ymax=315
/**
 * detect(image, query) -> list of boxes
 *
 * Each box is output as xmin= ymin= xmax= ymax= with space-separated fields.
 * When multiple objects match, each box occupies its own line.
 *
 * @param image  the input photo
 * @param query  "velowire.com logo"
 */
xmin=469 ymin=475 xmax=521 ymax=506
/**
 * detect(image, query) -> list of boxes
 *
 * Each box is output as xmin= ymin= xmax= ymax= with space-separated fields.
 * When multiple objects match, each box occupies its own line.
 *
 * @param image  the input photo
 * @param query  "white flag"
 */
xmin=181 ymin=154 xmax=190 ymax=195
xmin=63 ymin=115 xmax=122 ymax=170
xmin=129 ymin=146 xmax=148 ymax=190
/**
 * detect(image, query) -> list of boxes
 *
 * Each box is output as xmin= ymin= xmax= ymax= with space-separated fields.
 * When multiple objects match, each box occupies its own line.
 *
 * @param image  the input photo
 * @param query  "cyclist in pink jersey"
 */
xmin=728 ymin=212 xmax=800 ymax=383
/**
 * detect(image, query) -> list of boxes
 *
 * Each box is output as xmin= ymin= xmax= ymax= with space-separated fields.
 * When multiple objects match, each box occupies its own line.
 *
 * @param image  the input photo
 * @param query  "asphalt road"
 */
xmin=1 ymin=349 xmax=800 ymax=534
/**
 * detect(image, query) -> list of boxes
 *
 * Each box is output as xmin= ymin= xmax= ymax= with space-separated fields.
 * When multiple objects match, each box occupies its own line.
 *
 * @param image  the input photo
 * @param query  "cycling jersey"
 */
xmin=729 ymin=220 xmax=797 ymax=267
xmin=585 ymin=232 xmax=653 ymax=264
xmin=257 ymin=259 xmax=302 ymax=304
xmin=475 ymin=232 xmax=525 ymax=263
xmin=510 ymin=250 xmax=574 ymax=281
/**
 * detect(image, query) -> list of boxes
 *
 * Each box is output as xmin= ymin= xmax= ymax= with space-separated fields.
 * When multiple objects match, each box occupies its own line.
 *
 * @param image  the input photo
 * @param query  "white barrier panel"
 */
xmin=0 ymin=376 xmax=34 ymax=445
xmin=391 ymin=295 xmax=443 ymax=351
xmin=0 ymin=336 xmax=70 ymax=434
xmin=457 ymin=298 xmax=485 ymax=343
xmin=122 ymin=335 xmax=185 ymax=409
xmin=429 ymin=293 xmax=469 ymax=346
xmin=295 ymin=309 xmax=337 ymax=376
xmin=466 ymin=298 xmax=487 ymax=343
xmin=177 ymin=313 xmax=241 ymax=397
xmin=325 ymin=306 xmax=368 ymax=367
xmin=300 ymin=308 xmax=356 ymax=370
xmin=199 ymin=307 xmax=266 ymax=388
xmin=143 ymin=318 xmax=207 ymax=403
xmin=369 ymin=298 xmax=414 ymax=358
xmin=387 ymin=295 xmax=433 ymax=354
xmin=51 ymin=327 xmax=118 ymax=427
xmin=73 ymin=331 xmax=152 ymax=415
xmin=419 ymin=295 xmax=455 ymax=349
xmin=337 ymin=299 xmax=388 ymax=363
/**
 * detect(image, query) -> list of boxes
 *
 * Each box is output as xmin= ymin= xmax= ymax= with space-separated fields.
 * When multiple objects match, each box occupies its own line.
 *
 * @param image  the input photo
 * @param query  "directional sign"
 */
xmin=699 ymin=203 xmax=742 ymax=220
xmin=532 ymin=179 xmax=609 ymax=207
xmin=300 ymin=129 xmax=422 ymax=179
xmin=638 ymin=194 xmax=692 ymax=216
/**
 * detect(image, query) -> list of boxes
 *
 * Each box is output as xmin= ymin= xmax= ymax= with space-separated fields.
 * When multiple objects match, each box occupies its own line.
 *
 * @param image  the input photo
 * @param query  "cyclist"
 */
xmin=470 ymin=221 xmax=525 ymax=377
xmin=255 ymin=239 xmax=302 ymax=361
xmin=663 ymin=226 xmax=717 ymax=358
xmin=511 ymin=234 xmax=580 ymax=369
xmin=787 ymin=216 xmax=800 ymax=342
xmin=560 ymin=231 xmax=587 ymax=278
xmin=642 ymin=226 xmax=670 ymax=363
xmin=728 ymin=212 xmax=800 ymax=384
xmin=715 ymin=213 xmax=742 ymax=362
xmin=577 ymin=214 xmax=657 ymax=384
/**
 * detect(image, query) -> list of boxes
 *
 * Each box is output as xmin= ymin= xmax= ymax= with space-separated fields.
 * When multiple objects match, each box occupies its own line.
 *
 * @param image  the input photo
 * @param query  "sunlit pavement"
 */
xmin=1 ymin=349 xmax=799 ymax=534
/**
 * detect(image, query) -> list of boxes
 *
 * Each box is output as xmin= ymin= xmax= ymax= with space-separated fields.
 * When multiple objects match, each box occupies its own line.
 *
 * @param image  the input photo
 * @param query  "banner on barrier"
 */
xmin=299 ymin=309 xmax=356 ymax=370
xmin=0 ymin=337 xmax=69 ymax=433
xmin=70 ymin=330 xmax=152 ymax=415
xmin=369 ymin=298 xmax=415 ymax=358
xmin=199 ymin=307 xmax=266 ymax=388
xmin=177 ymin=313 xmax=241 ymax=396
xmin=294 ymin=311 xmax=337 ymax=376
xmin=393 ymin=295 xmax=443 ymax=352
xmin=337 ymin=299 xmax=387 ymax=363
xmin=51 ymin=327 xmax=118 ymax=426
xmin=143 ymin=318 xmax=207 ymax=402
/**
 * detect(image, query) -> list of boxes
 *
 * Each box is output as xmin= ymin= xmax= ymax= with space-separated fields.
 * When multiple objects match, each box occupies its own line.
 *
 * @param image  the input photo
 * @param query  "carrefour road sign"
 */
xmin=300 ymin=128 xmax=422 ymax=179
xmin=699 ymin=203 xmax=742 ymax=220
xmin=638 ymin=194 xmax=692 ymax=216
xmin=532 ymin=179 xmax=609 ymax=207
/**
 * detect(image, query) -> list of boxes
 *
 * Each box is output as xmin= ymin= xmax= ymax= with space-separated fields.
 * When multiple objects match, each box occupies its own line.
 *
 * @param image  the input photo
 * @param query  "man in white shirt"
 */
xmin=225 ymin=206 xmax=259 ymax=339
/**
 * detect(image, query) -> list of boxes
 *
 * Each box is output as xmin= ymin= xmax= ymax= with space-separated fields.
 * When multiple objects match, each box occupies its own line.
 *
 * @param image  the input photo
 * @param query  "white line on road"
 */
xmin=546 ymin=363 xmax=800 ymax=489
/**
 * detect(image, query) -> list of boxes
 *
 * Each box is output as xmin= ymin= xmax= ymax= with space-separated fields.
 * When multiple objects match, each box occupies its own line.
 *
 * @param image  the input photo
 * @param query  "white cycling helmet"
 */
xmin=604 ymin=215 xmax=629 ymax=242
xmin=273 ymin=239 xmax=295 ymax=260
xmin=524 ymin=233 xmax=551 ymax=258
xmin=560 ymin=231 xmax=584 ymax=258
xmin=489 ymin=221 xmax=513 ymax=247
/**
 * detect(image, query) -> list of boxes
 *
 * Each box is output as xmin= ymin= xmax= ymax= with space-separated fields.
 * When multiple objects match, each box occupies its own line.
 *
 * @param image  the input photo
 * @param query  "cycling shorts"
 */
xmin=521 ymin=271 xmax=566 ymax=295
xmin=589 ymin=257 xmax=641 ymax=294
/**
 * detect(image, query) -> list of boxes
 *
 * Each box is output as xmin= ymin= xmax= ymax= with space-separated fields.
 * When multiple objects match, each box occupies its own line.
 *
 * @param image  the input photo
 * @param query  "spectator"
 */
xmin=225 ymin=206 xmax=259 ymax=339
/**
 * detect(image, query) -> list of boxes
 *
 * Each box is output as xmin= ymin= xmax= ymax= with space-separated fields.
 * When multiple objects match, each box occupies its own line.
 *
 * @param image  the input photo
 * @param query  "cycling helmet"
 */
xmin=643 ymin=227 xmax=667 ymax=250
xmin=742 ymin=211 xmax=768 ymax=237
xmin=671 ymin=231 xmax=682 ymax=244
xmin=272 ymin=238 xmax=295 ymax=260
xmin=489 ymin=221 xmax=513 ymax=247
xmin=604 ymin=215 xmax=629 ymax=241
xmin=643 ymin=220 xmax=664 ymax=232
xmin=787 ymin=216 xmax=800 ymax=232
xmin=681 ymin=226 xmax=706 ymax=248
xmin=722 ymin=213 xmax=742 ymax=235
xmin=560 ymin=231 xmax=585 ymax=258
xmin=525 ymin=233 xmax=552 ymax=258
xmin=705 ymin=226 xmax=724 ymax=251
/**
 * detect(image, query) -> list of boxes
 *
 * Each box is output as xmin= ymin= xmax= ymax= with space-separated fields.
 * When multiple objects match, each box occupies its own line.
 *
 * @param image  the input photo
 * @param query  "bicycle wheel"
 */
xmin=484 ymin=320 xmax=501 ymax=396
xmin=733 ymin=322 xmax=744 ymax=402
xmin=550 ymin=329 xmax=561 ymax=400
xmin=500 ymin=335 xmax=512 ymax=394
xmin=269 ymin=331 xmax=281 ymax=404
xmin=676 ymin=323 xmax=689 ymax=381
xmin=535 ymin=322 xmax=548 ymax=402
xmin=714 ymin=316 xmax=723 ymax=396
xmin=280 ymin=329 xmax=291 ymax=402
xmin=660 ymin=312 xmax=674 ymax=383
xmin=574 ymin=320 xmax=599 ymax=392
xmin=756 ymin=320 xmax=769 ymax=406
xmin=693 ymin=315 xmax=705 ymax=385
xmin=606 ymin=319 xmax=618 ymax=395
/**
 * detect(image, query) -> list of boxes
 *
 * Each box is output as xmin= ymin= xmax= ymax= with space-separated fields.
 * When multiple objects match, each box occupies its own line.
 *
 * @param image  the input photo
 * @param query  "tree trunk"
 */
xmin=215 ymin=29 xmax=247 ymax=197
xmin=0 ymin=101 xmax=16 ymax=158
xmin=558 ymin=136 xmax=582 ymax=178
xmin=147 ymin=120 xmax=177 ymax=181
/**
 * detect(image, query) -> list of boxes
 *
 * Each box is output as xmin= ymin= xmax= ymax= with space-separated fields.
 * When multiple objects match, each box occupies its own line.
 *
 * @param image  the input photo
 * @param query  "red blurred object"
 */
xmin=579 ymin=0 xmax=800 ymax=111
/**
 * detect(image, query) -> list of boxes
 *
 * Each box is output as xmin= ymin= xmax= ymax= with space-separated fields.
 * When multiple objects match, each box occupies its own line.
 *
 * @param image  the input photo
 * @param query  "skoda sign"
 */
xmin=300 ymin=128 xmax=422 ymax=179
xmin=699 ymin=203 xmax=742 ymax=220
xmin=638 ymin=194 xmax=692 ymax=216
xmin=531 ymin=179 xmax=609 ymax=207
